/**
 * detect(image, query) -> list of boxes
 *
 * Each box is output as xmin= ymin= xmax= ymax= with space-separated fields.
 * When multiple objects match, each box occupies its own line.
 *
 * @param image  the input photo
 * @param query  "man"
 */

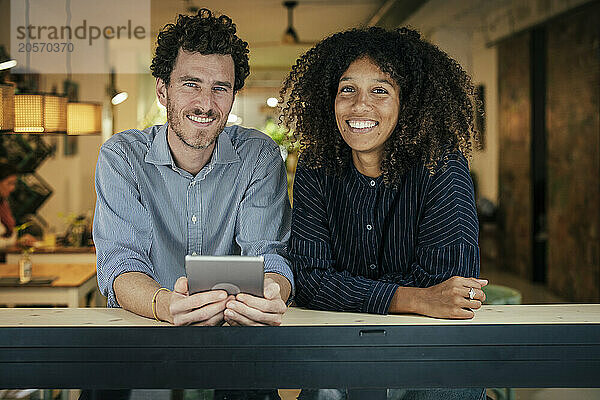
xmin=91 ymin=8 xmax=292 ymax=400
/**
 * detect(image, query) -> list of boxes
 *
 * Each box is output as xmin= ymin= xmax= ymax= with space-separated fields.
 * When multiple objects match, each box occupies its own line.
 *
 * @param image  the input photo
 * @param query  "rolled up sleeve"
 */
xmin=93 ymin=143 xmax=157 ymax=307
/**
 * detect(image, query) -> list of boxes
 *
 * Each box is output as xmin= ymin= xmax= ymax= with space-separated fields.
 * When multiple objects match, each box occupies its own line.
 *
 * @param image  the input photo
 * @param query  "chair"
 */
xmin=482 ymin=284 xmax=522 ymax=305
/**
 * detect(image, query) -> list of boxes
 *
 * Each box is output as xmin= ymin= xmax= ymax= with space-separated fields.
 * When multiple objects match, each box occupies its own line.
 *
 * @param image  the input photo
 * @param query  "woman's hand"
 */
xmin=390 ymin=276 xmax=488 ymax=319
xmin=415 ymin=276 xmax=488 ymax=319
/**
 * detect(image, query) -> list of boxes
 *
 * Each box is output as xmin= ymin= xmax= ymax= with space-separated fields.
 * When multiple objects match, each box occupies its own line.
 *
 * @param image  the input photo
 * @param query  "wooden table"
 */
xmin=0 ymin=305 xmax=599 ymax=399
xmin=5 ymin=246 xmax=96 ymax=264
xmin=0 ymin=263 xmax=98 ymax=307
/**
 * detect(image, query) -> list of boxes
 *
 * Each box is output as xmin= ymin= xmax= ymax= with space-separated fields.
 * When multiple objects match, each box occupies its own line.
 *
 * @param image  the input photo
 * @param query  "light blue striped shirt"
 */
xmin=93 ymin=123 xmax=293 ymax=307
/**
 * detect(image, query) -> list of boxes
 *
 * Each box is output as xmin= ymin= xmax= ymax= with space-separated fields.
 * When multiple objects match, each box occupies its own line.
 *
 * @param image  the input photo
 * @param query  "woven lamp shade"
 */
xmin=14 ymin=94 xmax=67 ymax=133
xmin=67 ymin=102 xmax=102 ymax=135
xmin=0 ymin=84 xmax=15 ymax=132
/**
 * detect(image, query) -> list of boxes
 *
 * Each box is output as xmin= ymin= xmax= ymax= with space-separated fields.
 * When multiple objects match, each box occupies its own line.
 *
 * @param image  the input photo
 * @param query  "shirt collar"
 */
xmin=145 ymin=123 xmax=240 ymax=167
xmin=349 ymin=161 xmax=384 ymax=187
xmin=144 ymin=123 xmax=173 ymax=167
xmin=213 ymin=126 xmax=241 ymax=165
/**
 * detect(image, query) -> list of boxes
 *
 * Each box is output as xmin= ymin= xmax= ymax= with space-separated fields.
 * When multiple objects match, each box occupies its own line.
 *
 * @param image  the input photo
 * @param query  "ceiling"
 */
xmin=149 ymin=0 xmax=425 ymax=84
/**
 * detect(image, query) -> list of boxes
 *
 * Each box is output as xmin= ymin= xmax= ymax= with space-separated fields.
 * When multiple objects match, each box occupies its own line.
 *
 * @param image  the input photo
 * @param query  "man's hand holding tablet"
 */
xmin=168 ymin=256 xmax=288 ymax=326
xmin=169 ymin=277 xmax=233 ymax=326
xmin=224 ymin=275 xmax=287 ymax=326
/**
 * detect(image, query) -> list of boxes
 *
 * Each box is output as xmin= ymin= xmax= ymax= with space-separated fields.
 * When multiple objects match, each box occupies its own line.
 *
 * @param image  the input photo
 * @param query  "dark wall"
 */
xmin=498 ymin=32 xmax=533 ymax=280
xmin=497 ymin=1 xmax=600 ymax=301
xmin=546 ymin=2 xmax=600 ymax=301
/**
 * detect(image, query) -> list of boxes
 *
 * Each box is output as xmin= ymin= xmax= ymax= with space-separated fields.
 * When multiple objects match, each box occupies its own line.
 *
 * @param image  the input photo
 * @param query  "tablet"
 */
xmin=185 ymin=255 xmax=264 ymax=297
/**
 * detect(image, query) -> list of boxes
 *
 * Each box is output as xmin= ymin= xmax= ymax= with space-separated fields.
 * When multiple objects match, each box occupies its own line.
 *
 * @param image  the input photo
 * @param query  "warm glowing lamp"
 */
xmin=14 ymin=94 xmax=67 ymax=133
xmin=67 ymin=102 xmax=102 ymax=135
xmin=0 ymin=84 xmax=15 ymax=132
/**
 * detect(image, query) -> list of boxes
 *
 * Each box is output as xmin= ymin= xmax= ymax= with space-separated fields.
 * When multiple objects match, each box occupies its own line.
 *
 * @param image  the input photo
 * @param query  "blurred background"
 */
xmin=0 ymin=1 xmax=598 ymax=399
xmin=0 ymin=0 xmax=598 ymax=306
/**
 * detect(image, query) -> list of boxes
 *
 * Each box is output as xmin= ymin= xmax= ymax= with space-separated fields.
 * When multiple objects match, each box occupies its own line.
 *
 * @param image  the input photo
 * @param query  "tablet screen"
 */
xmin=185 ymin=255 xmax=264 ymax=297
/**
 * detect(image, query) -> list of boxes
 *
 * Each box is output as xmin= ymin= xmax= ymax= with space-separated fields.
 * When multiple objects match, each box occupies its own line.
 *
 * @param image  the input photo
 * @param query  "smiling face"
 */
xmin=156 ymin=50 xmax=235 ymax=150
xmin=334 ymin=57 xmax=400 ymax=159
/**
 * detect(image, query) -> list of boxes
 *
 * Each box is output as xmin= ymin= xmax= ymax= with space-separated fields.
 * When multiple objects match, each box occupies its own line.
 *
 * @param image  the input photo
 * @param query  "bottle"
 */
xmin=19 ymin=253 xmax=32 ymax=284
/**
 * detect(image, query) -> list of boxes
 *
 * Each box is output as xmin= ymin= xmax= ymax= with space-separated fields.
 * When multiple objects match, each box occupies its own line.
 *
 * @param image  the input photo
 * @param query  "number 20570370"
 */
xmin=18 ymin=42 xmax=74 ymax=52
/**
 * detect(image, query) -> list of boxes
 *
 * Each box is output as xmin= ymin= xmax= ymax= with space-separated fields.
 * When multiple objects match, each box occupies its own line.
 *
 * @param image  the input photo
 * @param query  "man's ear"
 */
xmin=156 ymin=78 xmax=168 ymax=107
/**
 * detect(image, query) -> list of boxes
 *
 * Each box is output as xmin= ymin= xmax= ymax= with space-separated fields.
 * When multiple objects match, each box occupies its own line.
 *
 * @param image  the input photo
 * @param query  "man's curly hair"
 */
xmin=280 ymin=27 xmax=478 ymax=186
xmin=151 ymin=8 xmax=250 ymax=91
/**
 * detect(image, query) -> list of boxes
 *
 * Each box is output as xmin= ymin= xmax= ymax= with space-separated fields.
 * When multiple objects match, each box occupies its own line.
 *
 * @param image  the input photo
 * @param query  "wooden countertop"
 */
xmin=0 ymin=304 xmax=598 ymax=327
xmin=4 ymin=246 xmax=96 ymax=254
xmin=0 ymin=263 xmax=96 ymax=287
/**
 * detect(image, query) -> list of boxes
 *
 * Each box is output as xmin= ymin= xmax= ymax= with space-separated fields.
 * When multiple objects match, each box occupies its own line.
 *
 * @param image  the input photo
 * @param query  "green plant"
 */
xmin=262 ymin=118 xmax=298 ymax=153
xmin=58 ymin=212 xmax=92 ymax=247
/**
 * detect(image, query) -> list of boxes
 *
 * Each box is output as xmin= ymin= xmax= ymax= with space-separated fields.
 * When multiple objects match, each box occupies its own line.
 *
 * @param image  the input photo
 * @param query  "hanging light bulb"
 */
xmin=0 ymin=60 xmax=17 ymax=71
xmin=107 ymin=68 xmax=128 ymax=106
xmin=111 ymin=91 xmax=128 ymax=105
xmin=0 ymin=45 xmax=17 ymax=72
xmin=266 ymin=97 xmax=278 ymax=108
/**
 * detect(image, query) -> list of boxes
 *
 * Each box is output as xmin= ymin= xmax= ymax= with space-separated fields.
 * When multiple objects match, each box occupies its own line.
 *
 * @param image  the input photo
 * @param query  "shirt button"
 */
xmin=366 ymin=224 xmax=373 ymax=231
xmin=191 ymin=252 xmax=197 ymax=256
xmin=370 ymin=180 xmax=376 ymax=187
xmin=369 ymin=264 xmax=377 ymax=270
xmin=191 ymin=215 xmax=197 ymax=223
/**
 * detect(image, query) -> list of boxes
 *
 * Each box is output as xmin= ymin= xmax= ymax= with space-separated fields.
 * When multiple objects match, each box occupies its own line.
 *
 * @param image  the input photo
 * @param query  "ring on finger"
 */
xmin=468 ymin=287 xmax=475 ymax=300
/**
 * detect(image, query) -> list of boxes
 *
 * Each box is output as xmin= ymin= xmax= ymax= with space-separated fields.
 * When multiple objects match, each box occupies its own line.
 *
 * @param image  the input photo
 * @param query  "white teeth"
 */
xmin=188 ymin=115 xmax=214 ymax=123
xmin=348 ymin=120 xmax=377 ymax=129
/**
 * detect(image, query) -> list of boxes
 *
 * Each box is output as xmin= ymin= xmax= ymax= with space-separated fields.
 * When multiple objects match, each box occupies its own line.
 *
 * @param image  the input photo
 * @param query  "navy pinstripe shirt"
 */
xmin=290 ymin=152 xmax=479 ymax=315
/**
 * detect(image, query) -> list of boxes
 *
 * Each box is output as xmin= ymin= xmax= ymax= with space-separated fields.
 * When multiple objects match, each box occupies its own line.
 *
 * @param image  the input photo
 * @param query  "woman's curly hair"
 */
xmin=280 ymin=27 xmax=478 ymax=186
xmin=151 ymin=8 xmax=250 ymax=91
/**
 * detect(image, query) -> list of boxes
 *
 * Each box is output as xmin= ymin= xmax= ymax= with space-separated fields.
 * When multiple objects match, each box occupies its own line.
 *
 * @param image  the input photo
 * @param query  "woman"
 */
xmin=281 ymin=27 xmax=487 ymax=399
xmin=0 ymin=163 xmax=36 ymax=251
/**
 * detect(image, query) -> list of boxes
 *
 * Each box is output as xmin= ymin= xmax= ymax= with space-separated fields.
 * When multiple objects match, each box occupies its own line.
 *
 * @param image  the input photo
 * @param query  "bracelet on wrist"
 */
xmin=151 ymin=287 xmax=171 ymax=322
